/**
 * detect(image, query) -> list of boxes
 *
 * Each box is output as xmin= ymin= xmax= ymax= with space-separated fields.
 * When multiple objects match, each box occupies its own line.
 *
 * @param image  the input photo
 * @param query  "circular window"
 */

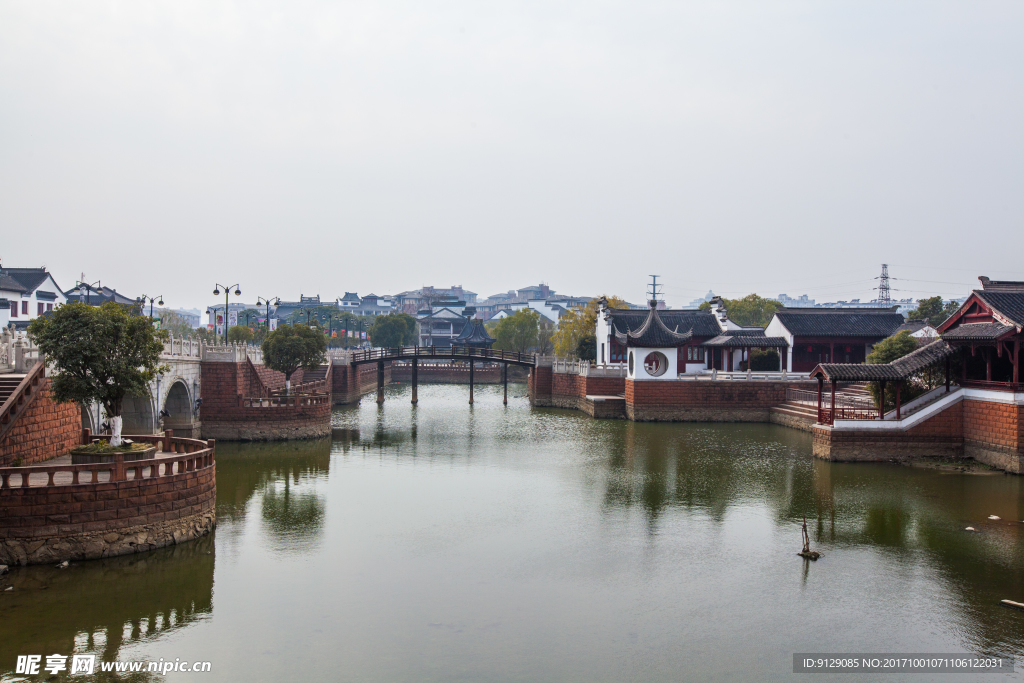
xmin=643 ymin=351 xmax=668 ymax=377
xmin=628 ymin=351 xmax=634 ymax=375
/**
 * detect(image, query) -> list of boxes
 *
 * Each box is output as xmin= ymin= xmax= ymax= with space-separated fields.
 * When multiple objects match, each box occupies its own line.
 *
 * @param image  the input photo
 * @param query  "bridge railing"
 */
xmin=240 ymin=393 xmax=330 ymax=408
xmin=348 ymin=346 xmax=536 ymax=365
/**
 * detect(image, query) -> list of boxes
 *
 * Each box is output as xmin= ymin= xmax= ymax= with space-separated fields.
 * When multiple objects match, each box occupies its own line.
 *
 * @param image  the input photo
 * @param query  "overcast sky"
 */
xmin=1 ymin=1 xmax=1021 ymax=310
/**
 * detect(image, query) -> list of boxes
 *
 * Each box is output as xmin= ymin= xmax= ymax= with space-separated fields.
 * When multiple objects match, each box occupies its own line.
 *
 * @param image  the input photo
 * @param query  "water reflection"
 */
xmin=0 ymin=534 xmax=214 ymax=678
xmin=216 ymin=439 xmax=331 ymax=555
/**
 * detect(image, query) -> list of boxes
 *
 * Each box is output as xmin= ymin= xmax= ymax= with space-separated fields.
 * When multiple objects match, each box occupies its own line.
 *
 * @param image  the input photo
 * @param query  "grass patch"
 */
xmin=72 ymin=440 xmax=151 ymax=454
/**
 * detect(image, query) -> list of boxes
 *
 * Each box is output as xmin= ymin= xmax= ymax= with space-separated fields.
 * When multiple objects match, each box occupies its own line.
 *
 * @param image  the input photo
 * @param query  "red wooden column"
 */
xmin=829 ymin=342 xmax=835 ymax=363
xmin=830 ymin=378 xmax=836 ymax=424
xmin=1014 ymin=337 xmax=1020 ymax=387
xmin=817 ymin=375 xmax=824 ymax=423
xmin=878 ymin=380 xmax=886 ymax=420
xmin=895 ymin=381 xmax=902 ymax=420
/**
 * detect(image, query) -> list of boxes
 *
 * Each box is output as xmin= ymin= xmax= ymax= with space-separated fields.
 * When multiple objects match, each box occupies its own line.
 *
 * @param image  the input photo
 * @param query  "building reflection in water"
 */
xmin=609 ymin=420 xmax=1024 ymax=656
xmin=0 ymin=534 xmax=214 ymax=678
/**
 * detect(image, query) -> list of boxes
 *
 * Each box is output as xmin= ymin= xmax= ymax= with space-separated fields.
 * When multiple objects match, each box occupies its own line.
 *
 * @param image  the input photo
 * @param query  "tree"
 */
xmin=865 ymin=331 xmax=925 ymax=412
xmin=749 ymin=348 xmax=780 ymax=371
xmin=908 ymin=296 xmax=959 ymax=328
xmin=493 ymin=309 xmax=541 ymax=354
xmin=699 ymin=294 xmax=781 ymax=328
xmin=156 ymin=309 xmax=194 ymax=338
xmin=368 ymin=313 xmax=418 ymax=348
xmin=261 ymin=323 xmax=327 ymax=394
xmin=227 ymin=325 xmax=254 ymax=343
xmin=576 ymin=334 xmax=597 ymax=361
xmin=552 ymin=296 xmax=628 ymax=358
xmin=28 ymin=302 xmax=167 ymax=446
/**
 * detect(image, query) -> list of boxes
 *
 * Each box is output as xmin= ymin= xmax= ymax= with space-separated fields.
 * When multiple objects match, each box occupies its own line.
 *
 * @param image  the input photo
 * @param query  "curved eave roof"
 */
xmin=614 ymin=307 xmax=694 ymax=348
xmin=941 ymin=322 xmax=1016 ymax=342
xmin=811 ymin=339 xmax=954 ymax=381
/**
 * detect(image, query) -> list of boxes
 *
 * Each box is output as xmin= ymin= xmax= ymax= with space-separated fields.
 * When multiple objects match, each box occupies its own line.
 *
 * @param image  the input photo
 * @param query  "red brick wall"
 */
xmin=964 ymin=399 xmax=1021 ymax=454
xmin=200 ymin=362 xmax=244 ymax=408
xmin=331 ymin=362 xmax=392 ymax=404
xmin=391 ymin=364 xmax=503 ymax=384
xmin=0 ymin=461 xmax=215 ymax=565
xmin=528 ymin=367 xmax=553 ymax=406
xmin=0 ymin=379 xmax=81 ymax=466
xmin=626 ymin=379 xmax=791 ymax=407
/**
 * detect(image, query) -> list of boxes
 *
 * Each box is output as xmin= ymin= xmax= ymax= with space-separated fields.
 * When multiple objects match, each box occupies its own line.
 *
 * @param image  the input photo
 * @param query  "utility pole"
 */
xmin=648 ymin=275 xmax=663 ymax=307
xmin=876 ymin=264 xmax=891 ymax=305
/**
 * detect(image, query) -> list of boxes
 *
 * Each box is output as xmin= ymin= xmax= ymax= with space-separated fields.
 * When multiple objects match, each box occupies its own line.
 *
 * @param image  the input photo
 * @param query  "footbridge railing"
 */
xmin=348 ymin=346 xmax=536 ymax=366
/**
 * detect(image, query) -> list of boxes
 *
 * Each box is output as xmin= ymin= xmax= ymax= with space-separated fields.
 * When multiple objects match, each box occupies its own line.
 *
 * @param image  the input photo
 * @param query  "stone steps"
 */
xmin=0 ymin=374 xmax=27 ymax=406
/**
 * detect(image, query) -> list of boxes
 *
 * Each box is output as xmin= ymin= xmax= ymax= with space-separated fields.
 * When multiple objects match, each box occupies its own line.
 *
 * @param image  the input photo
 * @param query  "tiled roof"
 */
xmin=812 ymin=339 xmax=955 ymax=381
xmin=773 ymin=308 xmax=904 ymax=338
xmin=607 ymin=308 xmax=721 ymax=338
xmin=614 ymin=306 xmax=694 ymax=348
xmin=0 ymin=274 xmax=26 ymax=293
xmin=0 ymin=268 xmax=50 ymax=293
xmin=454 ymin=319 xmax=495 ymax=345
xmin=975 ymin=291 xmax=1024 ymax=327
xmin=703 ymin=334 xmax=788 ymax=348
xmin=941 ymin=322 xmax=1015 ymax=341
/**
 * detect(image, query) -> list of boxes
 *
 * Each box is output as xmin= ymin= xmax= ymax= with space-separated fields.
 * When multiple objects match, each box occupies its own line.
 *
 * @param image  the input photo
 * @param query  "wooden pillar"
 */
xmin=376 ymin=360 xmax=384 ymax=405
xmin=1014 ymin=337 xmax=1020 ymax=387
xmin=985 ymin=347 xmax=992 ymax=382
xmin=503 ymin=363 xmax=508 ymax=405
xmin=961 ymin=348 xmax=967 ymax=382
xmin=879 ymin=380 xmax=886 ymax=420
xmin=411 ymin=358 xmax=418 ymax=405
xmin=830 ymin=378 xmax=837 ymax=425
xmin=829 ymin=342 xmax=835 ymax=364
xmin=469 ymin=359 xmax=474 ymax=404
xmin=945 ymin=357 xmax=950 ymax=393
xmin=816 ymin=375 xmax=824 ymax=423
xmin=895 ymin=381 xmax=902 ymax=420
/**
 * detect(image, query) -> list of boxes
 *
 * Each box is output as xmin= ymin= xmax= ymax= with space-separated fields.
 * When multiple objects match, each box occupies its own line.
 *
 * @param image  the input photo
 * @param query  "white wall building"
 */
xmin=1 ymin=266 xmax=68 ymax=330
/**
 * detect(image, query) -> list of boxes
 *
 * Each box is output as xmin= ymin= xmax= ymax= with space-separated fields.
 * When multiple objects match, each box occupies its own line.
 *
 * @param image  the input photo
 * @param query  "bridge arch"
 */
xmin=162 ymin=378 xmax=198 ymax=436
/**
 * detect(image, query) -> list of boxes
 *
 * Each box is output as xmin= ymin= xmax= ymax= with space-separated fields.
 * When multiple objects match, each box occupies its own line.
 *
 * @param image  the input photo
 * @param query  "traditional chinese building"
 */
xmin=614 ymin=300 xmax=693 ymax=380
xmin=453 ymin=317 xmax=495 ymax=349
xmin=765 ymin=307 xmax=905 ymax=372
xmin=938 ymin=277 xmax=1023 ymax=389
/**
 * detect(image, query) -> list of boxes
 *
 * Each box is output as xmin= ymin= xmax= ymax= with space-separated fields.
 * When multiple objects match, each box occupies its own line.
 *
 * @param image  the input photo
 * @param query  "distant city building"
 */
xmin=1 ymin=264 xmax=68 ymax=329
xmin=686 ymin=290 xmax=716 ymax=309
xmin=161 ymin=308 xmax=202 ymax=328
xmin=416 ymin=300 xmax=474 ymax=348
xmin=776 ymin=293 xmax=815 ymax=307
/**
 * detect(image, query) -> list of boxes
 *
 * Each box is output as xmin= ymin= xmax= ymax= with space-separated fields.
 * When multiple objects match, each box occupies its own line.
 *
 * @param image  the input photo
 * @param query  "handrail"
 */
xmin=240 ymin=393 xmax=330 ymax=408
xmin=0 ymin=433 xmax=215 ymax=490
xmin=348 ymin=346 xmax=536 ymax=366
xmin=0 ymin=360 xmax=45 ymax=444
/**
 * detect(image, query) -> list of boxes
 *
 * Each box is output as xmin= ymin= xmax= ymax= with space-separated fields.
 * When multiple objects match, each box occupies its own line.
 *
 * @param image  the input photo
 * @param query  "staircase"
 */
xmin=0 ymin=374 xmax=25 ymax=406
xmin=770 ymin=382 xmax=874 ymax=432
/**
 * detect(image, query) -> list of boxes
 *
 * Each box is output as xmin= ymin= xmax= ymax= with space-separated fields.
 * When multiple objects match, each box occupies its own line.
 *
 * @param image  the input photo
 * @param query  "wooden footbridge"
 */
xmin=346 ymin=346 xmax=537 ymax=405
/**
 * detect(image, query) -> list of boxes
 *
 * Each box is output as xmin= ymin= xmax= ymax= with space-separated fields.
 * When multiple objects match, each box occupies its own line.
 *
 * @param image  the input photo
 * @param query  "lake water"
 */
xmin=2 ymin=383 xmax=1024 ymax=682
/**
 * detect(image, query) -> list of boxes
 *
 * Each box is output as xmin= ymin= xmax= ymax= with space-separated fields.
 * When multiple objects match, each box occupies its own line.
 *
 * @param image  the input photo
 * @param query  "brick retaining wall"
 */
xmin=0 ymin=379 xmax=81 ymax=466
xmin=812 ymin=401 xmax=964 ymax=463
xmin=390 ymin=364 xmax=502 ymax=384
xmin=625 ymin=379 xmax=797 ymax=422
xmin=331 ymin=363 xmax=392 ymax=405
xmin=963 ymin=399 xmax=1023 ymax=473
xmin=200 ymin=362 xmax=331 ymax=440
xmin=527 ymin=367 xmax=553 ymax=407
xmin=0 ymin=437 xmax=216 ymax=566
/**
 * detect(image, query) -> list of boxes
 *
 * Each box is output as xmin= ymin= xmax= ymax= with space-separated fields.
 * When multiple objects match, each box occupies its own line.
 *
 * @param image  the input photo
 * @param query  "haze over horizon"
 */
xmin=1 ymin=1 xmax=1021 ymax=312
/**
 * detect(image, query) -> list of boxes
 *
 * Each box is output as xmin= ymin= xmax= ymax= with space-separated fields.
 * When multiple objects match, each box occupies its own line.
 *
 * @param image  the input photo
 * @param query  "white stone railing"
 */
xmin=199 ymin=341 xmax=263 ymax=364
xmin=0 ymin=327 xmax=39 ymax=373
xmin=551 ymin=359 xmax=627 ymax=377
xmin=328 ymin=349 xmax=354 ymax=364
xmin=161 ymin=334 xmax=202 ymax=359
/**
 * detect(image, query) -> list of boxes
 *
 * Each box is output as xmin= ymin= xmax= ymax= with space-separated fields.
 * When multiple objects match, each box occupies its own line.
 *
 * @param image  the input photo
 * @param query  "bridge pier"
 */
xmin=411 ymin=358 xmax=418 ymax=405
xmin=468 ymin=359 xmax=474 ymax=405
xmin=377 ymin=360 xmax=385 ymax=405
xmin=503 ymin=363 xmax=508 ymax=405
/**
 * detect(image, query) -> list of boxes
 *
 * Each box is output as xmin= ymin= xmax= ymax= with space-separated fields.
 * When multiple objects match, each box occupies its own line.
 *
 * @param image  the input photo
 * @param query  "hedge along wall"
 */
xmin=0 ymin=378 xmax=81 ymax=467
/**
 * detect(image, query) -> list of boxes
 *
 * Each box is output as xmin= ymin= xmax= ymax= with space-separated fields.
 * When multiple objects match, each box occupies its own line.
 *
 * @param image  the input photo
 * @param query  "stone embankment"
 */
xmin=0 ymin=431 xmax=216 ymax=566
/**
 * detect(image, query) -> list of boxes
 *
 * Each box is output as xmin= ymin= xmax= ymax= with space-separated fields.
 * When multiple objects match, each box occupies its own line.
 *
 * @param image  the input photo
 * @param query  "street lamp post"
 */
xmin=257 ymin=297 xmax=279 ymax=333
xmin=136 ymin=294 xmax=164 ymax=319
xmin=72 ymin=280 xmax=104 ymax=306
xmin=212 ymin=283 xmax=241 ymax=344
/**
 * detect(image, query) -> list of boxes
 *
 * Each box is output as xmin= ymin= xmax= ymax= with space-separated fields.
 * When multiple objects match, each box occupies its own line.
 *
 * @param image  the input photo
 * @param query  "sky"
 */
xmin=1 ymin=1 xmax=1021 ymax=311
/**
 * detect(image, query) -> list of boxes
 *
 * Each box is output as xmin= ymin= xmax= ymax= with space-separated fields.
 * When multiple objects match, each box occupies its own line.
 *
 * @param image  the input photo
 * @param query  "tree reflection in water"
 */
xmin=215 ymin=439 xmax=331 ymax=555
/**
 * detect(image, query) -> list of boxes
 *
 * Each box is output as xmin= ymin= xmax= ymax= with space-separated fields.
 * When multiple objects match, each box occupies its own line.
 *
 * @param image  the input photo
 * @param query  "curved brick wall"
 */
xmin=0 ymin=436 xmax=216 ymax=566
xmin=0 ymin=378 xmax=81 ymax=467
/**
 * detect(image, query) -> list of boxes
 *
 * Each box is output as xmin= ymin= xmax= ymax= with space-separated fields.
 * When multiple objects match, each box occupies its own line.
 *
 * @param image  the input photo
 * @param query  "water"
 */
xmin=3 ymin=383 xmax=1024 ymax=682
